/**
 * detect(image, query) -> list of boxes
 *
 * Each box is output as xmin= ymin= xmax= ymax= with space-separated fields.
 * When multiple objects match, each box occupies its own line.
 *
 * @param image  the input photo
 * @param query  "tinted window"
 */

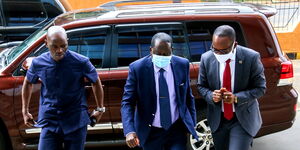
xmin=67 ymin=26 xmax=109 ymax=68
xmin=115 ymin=23 xmax=189 ymax=67
xmin=43 ymin=2 xmax=64 ymax=22
xmin=187 ymin=29 xmax=212 ymax=62
xmin=13 ymin=25 xmax=109 ymax=77
xmin=2 ymin=0 xmax=47 ymax=26
xmin=186 ymin=21 xmax=246 ymax=62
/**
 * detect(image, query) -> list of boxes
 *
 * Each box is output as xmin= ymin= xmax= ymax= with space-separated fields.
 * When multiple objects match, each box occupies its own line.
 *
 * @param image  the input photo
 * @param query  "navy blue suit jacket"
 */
xmin=197 ymin=45 xmax=266 ymax=137
xmin=121 ymin=55 xmax=198 ymax=146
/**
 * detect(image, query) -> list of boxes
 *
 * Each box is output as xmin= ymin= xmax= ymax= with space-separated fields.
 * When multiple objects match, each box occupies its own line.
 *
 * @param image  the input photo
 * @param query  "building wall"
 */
xmin=65 ymin=0 xmax=112 ymax=10
xmin=277 ymin=23 xmax=300 ymax=53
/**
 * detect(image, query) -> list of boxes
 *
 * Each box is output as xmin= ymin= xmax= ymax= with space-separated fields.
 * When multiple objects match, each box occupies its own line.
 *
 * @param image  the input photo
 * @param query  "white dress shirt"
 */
xmin=218 ymin=48 xmax=237 ymax=112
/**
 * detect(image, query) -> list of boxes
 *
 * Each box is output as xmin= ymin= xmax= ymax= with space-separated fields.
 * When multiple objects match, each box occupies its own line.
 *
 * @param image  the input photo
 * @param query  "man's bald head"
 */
xmin=45 ymin=26 xmax=68 ymax=62
xmin=47 ymin=26 xmax=67 ymax=40
xmin=213 ymin=25 xmax=236 ymax=42
xmin=211 ymin=25 xmax=237 ymax=55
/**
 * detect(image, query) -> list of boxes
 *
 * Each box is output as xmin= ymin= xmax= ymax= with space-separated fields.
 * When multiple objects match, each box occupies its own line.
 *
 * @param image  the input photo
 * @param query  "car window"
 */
xmin=6 ymin=25 xmax=49 ymax=66
xmin=13 ymin=25 xmax=110 ymax=76
xmin=2 ymin=0 xmax=47 ymax=26
xmin=187 ymin=29 xmax=212 ymax=62
xmin=114 ymin=22 xmax=189 ymax=67
xmin=67 ymin=26 xmax=109 ymax=68
xmin=186 ymin=21 xmax=246 ymax=62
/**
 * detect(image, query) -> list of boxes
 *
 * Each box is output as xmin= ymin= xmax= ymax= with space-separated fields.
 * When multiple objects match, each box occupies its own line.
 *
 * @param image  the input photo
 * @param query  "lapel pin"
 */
xmin=239 ymin=60 xmax=243 ymax=64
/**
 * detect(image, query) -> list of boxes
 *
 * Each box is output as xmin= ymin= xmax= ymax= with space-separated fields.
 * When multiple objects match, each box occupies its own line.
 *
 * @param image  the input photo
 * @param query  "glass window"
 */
xmin=2 ymin=0 xmax=47 ymax=26
xmin=6 ymin=24 xmax=49 ymax=65
xmin=187 ymin=29 xmax=212 ymax=62
xmin=186 ymin=21 xmax=246 ymax=62
xmin=67 ymin=26 xmax=109 ymax=68
xmin=115 ymin=23 xmax=189 ymax=67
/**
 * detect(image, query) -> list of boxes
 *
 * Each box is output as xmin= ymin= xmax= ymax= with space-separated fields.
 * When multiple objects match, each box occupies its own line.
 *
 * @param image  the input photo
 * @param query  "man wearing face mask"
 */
xmin=121 ymin=32 xmax=198 ymax=150
xmin=197 ymin=25 xmax=266 ymax=150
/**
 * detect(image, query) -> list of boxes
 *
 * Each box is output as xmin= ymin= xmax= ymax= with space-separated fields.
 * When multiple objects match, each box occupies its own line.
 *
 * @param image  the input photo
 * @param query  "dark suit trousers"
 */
xmin=143 ymin=119 xmax=187 ymax=150
xmin=212 ymin=114 xmax=253 ymax=150
xmin=38 ymin=126 xmax=87 ymax=150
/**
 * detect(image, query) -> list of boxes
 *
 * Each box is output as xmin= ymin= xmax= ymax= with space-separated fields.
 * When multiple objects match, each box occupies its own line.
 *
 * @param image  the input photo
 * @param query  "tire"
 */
xmin=0 ymin=130 xmax=6 ymax=150
xmin=0 ymin=121 xmax=12 ymax=150
xmin=187 ymin=108 xmax=215 ymax=150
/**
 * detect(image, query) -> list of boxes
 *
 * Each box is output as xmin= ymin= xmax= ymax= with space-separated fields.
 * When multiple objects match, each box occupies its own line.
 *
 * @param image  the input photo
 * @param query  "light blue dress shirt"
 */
xmin=152 ymin=63 xmax=179 ymax=128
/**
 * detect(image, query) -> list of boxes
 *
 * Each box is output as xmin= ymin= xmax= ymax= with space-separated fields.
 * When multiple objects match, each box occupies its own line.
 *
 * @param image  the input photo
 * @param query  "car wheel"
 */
xmin=187 ymin=119 xmax=215 ymax=150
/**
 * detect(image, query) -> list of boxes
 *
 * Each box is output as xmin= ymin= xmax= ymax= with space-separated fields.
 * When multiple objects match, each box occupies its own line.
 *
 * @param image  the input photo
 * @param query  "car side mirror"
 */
xmin=20 ymin=57 xmax=35 ymax=76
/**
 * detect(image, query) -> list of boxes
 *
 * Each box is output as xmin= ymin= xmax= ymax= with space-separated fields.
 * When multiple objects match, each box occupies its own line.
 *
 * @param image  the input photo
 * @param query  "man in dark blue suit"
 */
xmin=121 ymin=32 xmax=198 ymax=150
xmin=198 ymin=25 xmax=266 ymax=150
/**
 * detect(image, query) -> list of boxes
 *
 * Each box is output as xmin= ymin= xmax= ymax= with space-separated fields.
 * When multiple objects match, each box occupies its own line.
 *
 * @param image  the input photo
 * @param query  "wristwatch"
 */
xmin=95 ymin=107 xmax=106 ymax=113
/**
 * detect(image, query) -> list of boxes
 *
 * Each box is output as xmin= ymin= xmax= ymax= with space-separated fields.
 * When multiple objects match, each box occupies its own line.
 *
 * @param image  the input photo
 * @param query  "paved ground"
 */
xmin=251 ymin=111 xmax=300 ymax=150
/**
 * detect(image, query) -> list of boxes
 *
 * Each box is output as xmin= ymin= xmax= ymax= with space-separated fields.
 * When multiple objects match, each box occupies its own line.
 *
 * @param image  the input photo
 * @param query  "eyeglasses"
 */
xmin=210 ymin=42 xmax=234 ymax=54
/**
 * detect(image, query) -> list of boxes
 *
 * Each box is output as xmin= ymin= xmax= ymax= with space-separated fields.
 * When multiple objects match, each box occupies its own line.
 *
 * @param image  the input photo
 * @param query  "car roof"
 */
xmin=53 ymin=2 xmax=275 ymax=26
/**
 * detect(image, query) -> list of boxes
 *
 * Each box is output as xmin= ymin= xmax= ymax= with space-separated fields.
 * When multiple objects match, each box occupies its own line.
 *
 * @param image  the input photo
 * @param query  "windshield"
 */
xmin=5 ymin=21 xmax=53 ymax=66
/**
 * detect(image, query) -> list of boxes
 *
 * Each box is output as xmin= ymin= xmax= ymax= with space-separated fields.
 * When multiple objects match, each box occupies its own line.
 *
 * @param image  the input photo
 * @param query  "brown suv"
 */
xmin=0 ymin=2 xmax=297 ymax=150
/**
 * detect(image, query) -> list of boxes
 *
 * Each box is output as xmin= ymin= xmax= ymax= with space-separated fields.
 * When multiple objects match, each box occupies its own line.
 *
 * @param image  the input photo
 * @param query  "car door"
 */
xmin=108 ymin=22 xmax=192 ymax=134
xmin=12 ymin=25 xmax=113 ymax=142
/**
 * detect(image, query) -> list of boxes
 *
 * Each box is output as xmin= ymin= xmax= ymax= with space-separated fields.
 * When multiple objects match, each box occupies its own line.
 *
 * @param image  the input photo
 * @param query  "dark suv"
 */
xmin=0 ymin=2 xmax=297 ymax=150
xmin=0 ymin=0 xmax=65 ymax=49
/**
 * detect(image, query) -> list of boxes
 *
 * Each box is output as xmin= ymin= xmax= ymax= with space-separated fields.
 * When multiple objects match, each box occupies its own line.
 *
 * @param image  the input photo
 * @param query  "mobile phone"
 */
xmin=90 ymin=116 xmax=96 ymax=127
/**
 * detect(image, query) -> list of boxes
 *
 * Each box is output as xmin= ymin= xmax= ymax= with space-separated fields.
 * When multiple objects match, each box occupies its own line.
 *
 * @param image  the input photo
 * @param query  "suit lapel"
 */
xmin=146 ymin=55 xmax=157 ymax=102
xmin=170 ymin=57 xmax=182 ymax=106
xmin=234 ymin=46 xmax=245 ymax=93
xmin=170 ymin=57 xmax=179 ymax=86
xmin=211 ymin=56 xmax=221 ymax=90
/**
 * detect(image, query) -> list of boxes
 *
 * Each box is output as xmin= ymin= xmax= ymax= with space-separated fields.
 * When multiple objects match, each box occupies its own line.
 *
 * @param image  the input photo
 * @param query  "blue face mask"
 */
xmin=152 ymin=54 xmax=172 ymax=68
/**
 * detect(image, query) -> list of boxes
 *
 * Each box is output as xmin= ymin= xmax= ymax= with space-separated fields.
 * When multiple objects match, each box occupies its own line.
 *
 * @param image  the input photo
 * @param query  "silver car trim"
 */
xmin=24 ymin=122 xmax=115 ymax=134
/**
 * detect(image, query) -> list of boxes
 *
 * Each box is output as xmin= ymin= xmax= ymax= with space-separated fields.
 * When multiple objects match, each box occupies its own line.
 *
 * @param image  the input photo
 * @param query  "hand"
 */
xmin=220 ymin=87 xmax=228 ymax=93
xmin=212 ymin=90 xmax=222 ymax=103
xmin=126 ymin=132 xmax=140 ymax=148
xmin=22 ymin=112 xmax=36 ymax=127
xmin=223 ymin=91 xmax=235 ymax=104
xmin=90 ymin=110 xmax=104 ymax=123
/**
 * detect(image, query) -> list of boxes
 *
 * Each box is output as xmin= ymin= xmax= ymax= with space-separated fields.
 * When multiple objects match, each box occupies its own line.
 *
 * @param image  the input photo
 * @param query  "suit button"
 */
xmin=148 ymin=124 xmax=152 ymax=127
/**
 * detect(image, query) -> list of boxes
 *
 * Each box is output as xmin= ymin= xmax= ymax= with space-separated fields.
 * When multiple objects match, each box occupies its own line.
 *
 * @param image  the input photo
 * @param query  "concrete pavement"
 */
xmin=251 ymin=110 xmax=300 ymax=150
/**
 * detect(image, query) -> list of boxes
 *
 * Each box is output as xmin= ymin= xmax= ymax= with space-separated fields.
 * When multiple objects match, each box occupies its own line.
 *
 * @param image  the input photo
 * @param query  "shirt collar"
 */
xmin=231 ymin=47 xmax=237 ymax=61
xmin=153 ymin=63 xmax=171 ymax=73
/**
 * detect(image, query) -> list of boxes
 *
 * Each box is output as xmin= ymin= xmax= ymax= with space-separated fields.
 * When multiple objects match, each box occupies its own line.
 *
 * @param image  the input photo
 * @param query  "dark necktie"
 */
xmin=159 ymin=68 xmax=172 ymax=130
xmin=223 ymin=59 xmax=233 ymax=120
